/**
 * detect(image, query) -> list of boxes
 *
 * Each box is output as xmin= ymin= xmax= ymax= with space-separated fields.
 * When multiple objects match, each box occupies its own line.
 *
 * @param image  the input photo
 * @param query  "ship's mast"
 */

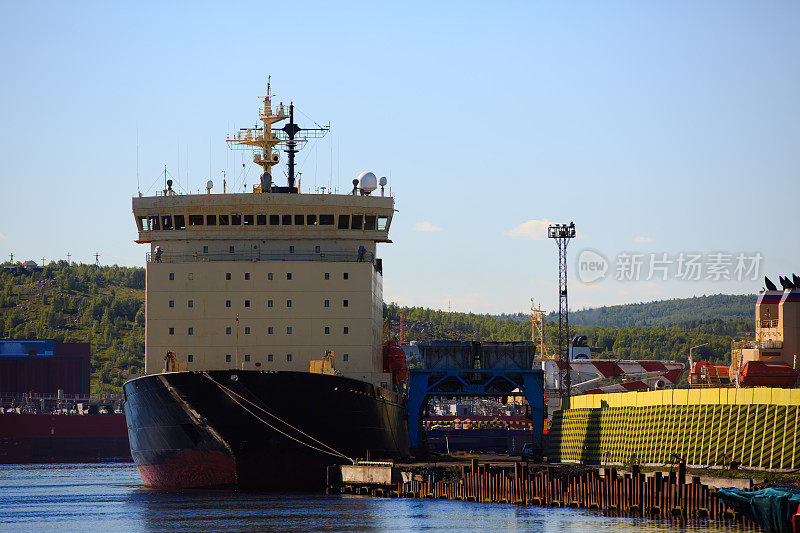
xmin=226 ymin=77 xmax=289 ymax=193
xmin=227 ymin=79 xmax=329 ymax=193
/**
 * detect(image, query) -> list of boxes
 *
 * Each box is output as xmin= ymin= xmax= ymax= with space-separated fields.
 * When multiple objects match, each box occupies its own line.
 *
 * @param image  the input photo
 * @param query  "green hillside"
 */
xmin=552 ymin=294 xmax=755 ymax=328
xmin=0 ymin=262 xmax=145 ymax=395
xmin=1 ymin=263 xmax=756 ymax=395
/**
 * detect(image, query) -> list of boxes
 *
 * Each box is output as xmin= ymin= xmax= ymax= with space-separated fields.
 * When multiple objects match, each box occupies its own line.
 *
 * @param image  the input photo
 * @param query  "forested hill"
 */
xmin=0 ymin=262 xmax=145 ymax=395
xmin=385 ymin=303 xmax=751 ymax=370
xmin=541 ymin=294 xmax=754 ymax=328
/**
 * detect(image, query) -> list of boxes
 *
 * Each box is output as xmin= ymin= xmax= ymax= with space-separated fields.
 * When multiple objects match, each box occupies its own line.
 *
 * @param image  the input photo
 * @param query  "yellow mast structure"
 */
xmin=226 ymin=77 xmax=289 ymax=193
xmin=531 ymin=299 xmax=553 ymax=360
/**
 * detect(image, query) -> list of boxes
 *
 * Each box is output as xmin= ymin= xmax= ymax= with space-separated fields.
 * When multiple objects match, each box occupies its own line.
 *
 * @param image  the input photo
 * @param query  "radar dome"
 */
xmin=379 ymin=176 xmax=387 ymax=186
xmin=357 ymin=171 xmax=377 ymax=193
xmin=206 ymin=180 xmax=214 ymax=189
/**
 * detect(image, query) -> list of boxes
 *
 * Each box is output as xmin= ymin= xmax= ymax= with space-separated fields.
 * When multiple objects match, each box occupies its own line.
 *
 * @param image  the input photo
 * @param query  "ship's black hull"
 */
xmin=122 ymin=370 xmax=410 ymax=489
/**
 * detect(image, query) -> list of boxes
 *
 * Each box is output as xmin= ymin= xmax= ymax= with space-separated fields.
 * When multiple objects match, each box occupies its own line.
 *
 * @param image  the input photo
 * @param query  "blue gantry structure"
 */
xmin=407 ymin=341 xmax=545 ymax=453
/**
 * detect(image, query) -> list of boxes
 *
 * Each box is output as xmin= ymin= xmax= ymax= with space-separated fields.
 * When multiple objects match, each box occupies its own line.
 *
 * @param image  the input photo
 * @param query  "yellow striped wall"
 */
xmin=548 ymin=388 xmax=800 ymax=470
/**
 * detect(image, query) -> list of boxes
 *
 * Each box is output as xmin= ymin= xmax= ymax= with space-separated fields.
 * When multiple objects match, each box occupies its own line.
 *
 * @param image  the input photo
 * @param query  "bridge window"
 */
xmin=147 ymin=215 xmax=160 ymax=230
xmin=338 ymin=215 xmax=350 ymax=229
xmin=218 ymin=214 xmax=229 ymax=225
xmin=243 ymin=214 xmax=254 ymax=226
xmin=270 ymin=215 xmax=279 ymax=225
xmin=294 ymin=214 xmax=304 ymax=225
xmin=319 ymin=214 xmax=334 ymax=225
xmin=244 ymin=354 xmax=250 ymax=362
xmin=174 ymin=215 xmax=186 ymax=230
xmin=188 ymin=215 xmax=204 ymax=226
xmin=206 ymin=214 xmax=217 ymax=225
xmin=377 ymin=216 xmax=388 ymax=230
xmin=307 ymin=214 xmax=317 ymax=225
xmin=257 ymin=214 xmax=267 ymax=225
xmin=226 ymin=355 xmax=231 ymax=363
xmin=231 ymin=214 xmax=242 ymax=226
xmin=161 ymin=215 xmax=173 ymax=230
xmin=364 ymin=215 xmax=376 ymax=230
xmin=282 ymin=214 xmax=292 ymax=225
xmin=351 ymin=214 xmax=363 ymax=230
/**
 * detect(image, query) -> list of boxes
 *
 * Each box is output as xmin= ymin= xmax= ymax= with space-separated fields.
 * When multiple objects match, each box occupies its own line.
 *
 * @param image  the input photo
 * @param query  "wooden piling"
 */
xmin=329 ymin=462 xmax=755 ymax=528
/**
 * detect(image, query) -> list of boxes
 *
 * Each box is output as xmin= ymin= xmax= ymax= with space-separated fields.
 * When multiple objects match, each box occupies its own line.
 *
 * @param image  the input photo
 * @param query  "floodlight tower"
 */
xmin=547 ymin=222 xmax=576 ymax=398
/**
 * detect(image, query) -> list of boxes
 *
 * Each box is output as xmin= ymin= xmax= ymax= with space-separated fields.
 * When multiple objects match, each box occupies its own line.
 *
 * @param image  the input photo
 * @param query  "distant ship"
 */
xmin=0 ymin=340 xmax=130 ymax=463
xmin=123 ymin=83 xmax=410 ymax=489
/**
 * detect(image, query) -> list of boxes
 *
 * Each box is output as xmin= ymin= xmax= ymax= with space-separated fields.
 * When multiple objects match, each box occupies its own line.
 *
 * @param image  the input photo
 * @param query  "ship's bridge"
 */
xmin=133 ymin=191 xmax=394 ymax=244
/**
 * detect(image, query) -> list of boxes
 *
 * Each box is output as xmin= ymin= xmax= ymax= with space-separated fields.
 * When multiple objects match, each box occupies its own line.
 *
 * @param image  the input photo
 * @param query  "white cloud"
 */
xmin=412 ymin=221 xmax=441 ymax=232
xmin=506 ymin=218 xmax=554 ymax=240
xmin=634 ymin=236 xmax=654 ymax=243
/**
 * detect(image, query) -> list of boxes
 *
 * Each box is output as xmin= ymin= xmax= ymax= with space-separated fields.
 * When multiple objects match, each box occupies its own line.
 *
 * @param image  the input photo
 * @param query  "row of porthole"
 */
xmin=168 ymin=326 xmax=351 ymax=335
xmin=183 ymin=353 xmax=350 ymax=363
xmin=168 ymin=298 xmax=350 ymax=309
xmin=168 ymin=272 xmax=351 ymax=281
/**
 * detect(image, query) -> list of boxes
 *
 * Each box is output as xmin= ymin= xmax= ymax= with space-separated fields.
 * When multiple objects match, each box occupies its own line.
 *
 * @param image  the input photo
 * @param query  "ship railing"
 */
xmin=0 ymin=392 xmax=123 ymax=413
xmin=756 ymin=319 xmax=779 ymax=329
xmin=259 ymin=106 xmax=288 ymax=119
xmin=146 ymin=250 xmax=376 ymax=264
xmin=732 ymin=339 xmax=784 ymax=350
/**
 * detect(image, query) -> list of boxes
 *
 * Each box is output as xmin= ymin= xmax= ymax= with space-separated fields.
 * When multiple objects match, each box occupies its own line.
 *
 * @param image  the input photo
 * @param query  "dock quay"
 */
xmin=327 ymin=459 xmax=763 ymax=528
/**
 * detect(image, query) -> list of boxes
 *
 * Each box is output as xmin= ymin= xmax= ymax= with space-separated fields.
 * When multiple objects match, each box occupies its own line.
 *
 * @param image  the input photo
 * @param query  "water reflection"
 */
xmin=0 ymin=464 xmax=763 ymax=533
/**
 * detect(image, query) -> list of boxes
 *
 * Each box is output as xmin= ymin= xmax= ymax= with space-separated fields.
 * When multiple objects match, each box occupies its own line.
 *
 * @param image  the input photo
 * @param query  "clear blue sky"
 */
xmin=1 ymin=1 xmax=798 ymax=314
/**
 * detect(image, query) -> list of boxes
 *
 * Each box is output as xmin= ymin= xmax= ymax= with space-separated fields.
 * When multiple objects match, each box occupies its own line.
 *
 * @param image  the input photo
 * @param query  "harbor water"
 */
xmin=0 ymin=464 xmax=762 ymax=532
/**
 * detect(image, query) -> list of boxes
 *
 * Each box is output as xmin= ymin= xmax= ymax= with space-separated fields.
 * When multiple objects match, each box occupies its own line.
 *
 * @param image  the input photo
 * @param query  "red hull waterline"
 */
xmin=136 ymin=449 xmax=237 ymax=488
